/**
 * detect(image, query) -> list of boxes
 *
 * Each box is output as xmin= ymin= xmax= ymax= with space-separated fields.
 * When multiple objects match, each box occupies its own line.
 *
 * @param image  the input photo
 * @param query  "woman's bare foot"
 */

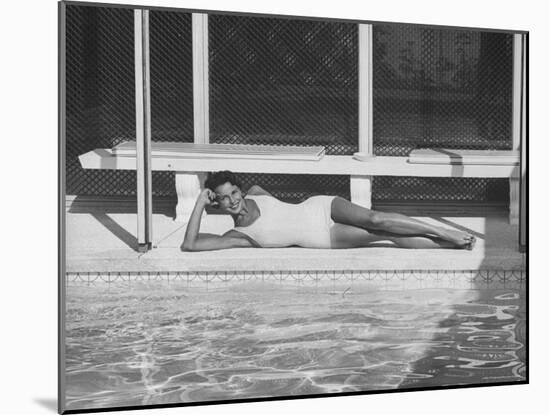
xmin=439 ymin=228 xmax=476 ymax=250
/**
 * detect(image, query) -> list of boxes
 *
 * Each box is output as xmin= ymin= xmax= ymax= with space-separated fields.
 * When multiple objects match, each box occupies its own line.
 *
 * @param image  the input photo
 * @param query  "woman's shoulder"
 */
xmin=245 ymin=194 xmax=272 ymax=205
xmin=244 ymin=194 xmax=276 ymax=212
xmin=247 ymin=185 xmax=273 ymax=197
xmin=246 ymin=193 xmax=268 ymax=200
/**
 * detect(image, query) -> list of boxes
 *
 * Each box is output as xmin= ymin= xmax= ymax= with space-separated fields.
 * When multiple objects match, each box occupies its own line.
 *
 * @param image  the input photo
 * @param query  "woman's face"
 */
xmin=213 ymin=182 xmax=245 ymax=214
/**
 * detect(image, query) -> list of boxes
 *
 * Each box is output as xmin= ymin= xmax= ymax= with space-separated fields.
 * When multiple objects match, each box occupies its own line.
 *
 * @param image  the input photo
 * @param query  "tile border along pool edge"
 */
xmin=66 ymin=269 xmax=526 ymax=289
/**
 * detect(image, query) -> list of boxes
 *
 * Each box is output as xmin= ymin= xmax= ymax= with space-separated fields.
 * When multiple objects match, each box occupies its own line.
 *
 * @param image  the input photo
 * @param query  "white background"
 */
xmin=0 ymin=0 xmax=544 ymax=413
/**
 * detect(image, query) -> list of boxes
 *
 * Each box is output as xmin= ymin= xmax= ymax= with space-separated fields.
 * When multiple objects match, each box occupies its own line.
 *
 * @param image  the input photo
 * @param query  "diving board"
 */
xmin=80 ymin=147 xmax=520 ymax=224
xmin=408 ymin=149 xmax=520 ymax=165
xmin=112 ymin=141 xmax=326 ymax=161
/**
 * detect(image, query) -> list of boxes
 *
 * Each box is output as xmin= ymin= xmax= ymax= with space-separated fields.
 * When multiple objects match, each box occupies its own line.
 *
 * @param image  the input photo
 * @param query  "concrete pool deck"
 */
xmin=65 ymin=203 xmax=525 ymax=274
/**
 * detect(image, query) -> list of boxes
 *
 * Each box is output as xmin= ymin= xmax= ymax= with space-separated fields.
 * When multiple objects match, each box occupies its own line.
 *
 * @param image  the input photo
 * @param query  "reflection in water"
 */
xmin=65 ymin=281 xmax=526 ymax=410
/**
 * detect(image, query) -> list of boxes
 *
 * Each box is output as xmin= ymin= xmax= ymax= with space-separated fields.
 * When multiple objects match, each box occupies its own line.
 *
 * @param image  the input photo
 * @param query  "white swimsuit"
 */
xmin=233 ymin=194 xmax=336 ymax=248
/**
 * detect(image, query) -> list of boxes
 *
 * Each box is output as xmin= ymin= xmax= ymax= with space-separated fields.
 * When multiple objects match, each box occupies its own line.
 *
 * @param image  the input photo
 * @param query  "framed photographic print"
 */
xmin=59 ymin=0 xmax=528 ymax=413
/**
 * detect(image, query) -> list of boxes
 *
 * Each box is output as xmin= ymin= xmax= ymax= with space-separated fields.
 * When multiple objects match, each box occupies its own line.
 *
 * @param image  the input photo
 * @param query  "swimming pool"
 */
xmin=64 ymin=272 xmax=526 ymax=411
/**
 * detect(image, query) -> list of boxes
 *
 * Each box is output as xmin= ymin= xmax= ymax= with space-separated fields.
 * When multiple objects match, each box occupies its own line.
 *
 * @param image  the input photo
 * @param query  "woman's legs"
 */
xmin=330 ymin=197 xmax=475 ymax=249
xmin=329 ymin=223 xmax=459 ymax=249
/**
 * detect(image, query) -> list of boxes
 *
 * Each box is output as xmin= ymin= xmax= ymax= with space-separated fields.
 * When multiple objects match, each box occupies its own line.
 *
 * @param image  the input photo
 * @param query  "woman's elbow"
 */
xmin=181 ymin=241 xmax=196 ymax=252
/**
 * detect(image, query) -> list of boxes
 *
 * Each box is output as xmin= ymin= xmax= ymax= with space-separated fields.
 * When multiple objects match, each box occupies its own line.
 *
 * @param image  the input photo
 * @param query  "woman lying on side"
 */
xmin=181 ymin=170 xmax=475 ymax=252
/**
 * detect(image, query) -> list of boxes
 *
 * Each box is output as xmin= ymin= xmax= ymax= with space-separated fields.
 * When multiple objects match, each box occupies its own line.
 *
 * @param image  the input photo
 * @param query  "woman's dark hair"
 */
xmin=204 ymin=170 xmax=242 ymax=192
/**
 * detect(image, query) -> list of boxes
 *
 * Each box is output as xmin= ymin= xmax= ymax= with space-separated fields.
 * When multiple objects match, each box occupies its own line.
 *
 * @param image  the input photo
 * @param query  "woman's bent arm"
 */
xmin=182 ymin=230 xmax=253 ymax=251
xmin=181 ymin=190 xmax=210 ymax=250
xmin=181 ymin=189 xmax=253 ymax=251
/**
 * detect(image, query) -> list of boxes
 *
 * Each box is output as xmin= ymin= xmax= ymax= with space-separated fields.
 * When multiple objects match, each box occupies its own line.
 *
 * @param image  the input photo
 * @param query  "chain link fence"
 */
xmin=371 ymin=25 xmax=512 ymax=203
xmin=209 ymin=14 xmax=358 ymax=153
xmin=209 ymin=14 xmax=357 ymax=201
xmin=65 ymin=6 xmax=136 ymax=196
xmin=65 ymin=6 xmax=194 ymax=197
xmin=65 ymin=6 xmax=513 ymax=205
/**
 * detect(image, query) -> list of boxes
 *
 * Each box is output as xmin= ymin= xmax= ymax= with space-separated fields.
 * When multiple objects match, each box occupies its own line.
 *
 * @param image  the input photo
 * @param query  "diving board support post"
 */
xmin=350 ymin=176 xmax=372 ymax=209
xmin=192 ymin=13 xmax=209 ymax=144
xmin=175 ymin=13 xmax=210 ymax=223
xmin=510 ymin=33 xmax=525 ymax=226
xmin=354 ymin=23 xmax=374 ymax=209
xmin=175 ymin=172 xmax=207 ymax=222
xmin=135 ymin=9 xmax=153 ymax=251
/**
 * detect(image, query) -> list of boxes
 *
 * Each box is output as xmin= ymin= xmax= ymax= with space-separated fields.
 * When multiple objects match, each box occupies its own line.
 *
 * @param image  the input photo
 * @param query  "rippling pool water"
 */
xmin=64 ymin=279 xmax=526 ymax=410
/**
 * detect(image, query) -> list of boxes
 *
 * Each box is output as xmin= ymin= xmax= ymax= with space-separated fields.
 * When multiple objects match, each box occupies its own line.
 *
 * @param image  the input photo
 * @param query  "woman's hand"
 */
xmin=197 ymin=188 xmax=216 ymax=207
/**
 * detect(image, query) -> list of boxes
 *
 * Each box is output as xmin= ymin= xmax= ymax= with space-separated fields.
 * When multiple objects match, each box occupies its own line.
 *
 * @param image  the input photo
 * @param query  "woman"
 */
xmin=182 ymin=170 xmax=475 ymax=251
